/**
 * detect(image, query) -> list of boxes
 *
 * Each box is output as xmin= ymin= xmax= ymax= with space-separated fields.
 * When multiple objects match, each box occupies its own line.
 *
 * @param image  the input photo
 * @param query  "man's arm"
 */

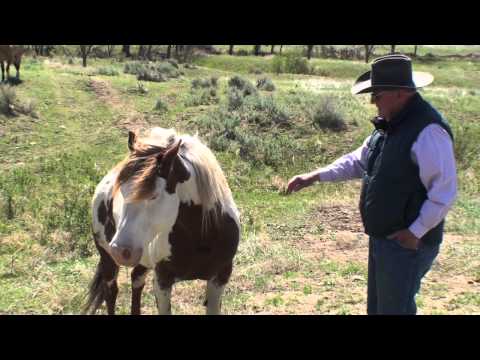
xmin=408 ymin=124 xmax=458 ymax=239
xmin=287 ymin=136 xmax=370 ymax=194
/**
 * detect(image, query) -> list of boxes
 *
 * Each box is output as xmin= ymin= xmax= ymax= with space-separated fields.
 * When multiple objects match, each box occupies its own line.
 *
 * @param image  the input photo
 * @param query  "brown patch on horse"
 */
xmin=155 ymin=201 xmax=239 ymax=284
xmin=97 ymin=201 xmax=108 ymax=225
xmin=104 ymin=198 xmax=116 ymax=242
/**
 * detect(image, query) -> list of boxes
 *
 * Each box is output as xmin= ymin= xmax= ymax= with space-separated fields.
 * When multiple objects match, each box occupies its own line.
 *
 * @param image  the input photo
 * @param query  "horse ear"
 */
xmin=128 ymin=131 xmax=137 ymax=152
xmin=160 ymin=140 xmax=191 ymax=193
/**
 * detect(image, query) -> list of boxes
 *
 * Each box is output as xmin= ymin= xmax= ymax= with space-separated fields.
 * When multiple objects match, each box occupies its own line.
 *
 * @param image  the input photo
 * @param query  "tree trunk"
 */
xmin=138 ymin=45 xmax=146 ymax=59
xmin=271 ymin=45 xmax=275 ymax=54
xmin=414 ymin=45 xmax=418 ymax=57
xmin=307 ymin=45 xmax=314 ymax=60
xmin=365 ymin=45 xmax=375 ymax=63
xmin=166 ymin=45 xmax=172 ymax=59
xmin=122 ymin=45 xmax=131 ymax=57
xmin=229 ymin=45 xmax=234 ymax=55
xmin=254 ymin=45 xmax=261 ymax=56
xmin=106 ymin=45 xmax=115 ymax=57
xmin=391 ymin=45 xmax=396 ymax=54
xmin=279 ymin=45 xmax=283 ymax=55
xmin=146 ymin=45 xmax=153 ymax=60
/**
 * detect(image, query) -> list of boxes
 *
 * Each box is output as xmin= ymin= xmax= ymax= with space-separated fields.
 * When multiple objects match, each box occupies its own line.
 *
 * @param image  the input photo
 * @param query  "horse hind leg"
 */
xmin=131 ymin=265 xmax=149 ymax=315
xmin=204 ymin=263 xmax=233 ymax=315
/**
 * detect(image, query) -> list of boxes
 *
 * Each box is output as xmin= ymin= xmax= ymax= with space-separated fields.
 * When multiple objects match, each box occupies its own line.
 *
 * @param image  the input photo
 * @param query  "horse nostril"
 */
xmin=122 ymin=248 xmax=131 ymax=260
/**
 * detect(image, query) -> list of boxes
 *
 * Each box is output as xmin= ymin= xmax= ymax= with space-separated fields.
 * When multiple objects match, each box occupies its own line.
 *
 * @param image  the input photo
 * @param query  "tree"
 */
xmin=106 ymin=45 xmax=115 ymax=57
xmin=253 ymin=45 xmax=261 ymax=56
xmin=229 ymin=45 xmax=234 ymax=55
xmin=271 ymin=45 xmax=275 ymax=54
xmin=307 ymin=45 xmax=314 ymax=60
xmin=391 ymin=45 xmax=396 ymax=54
xmin=122 ymin=45 xmax=131 ymax=57
xmin=138 ymin=45 xmax=146 ymax=59
xmin=146 ymin=45 xmax=153 ymax=60
xmin=413 ymin=45 xmax=419 ymax=57
xmin=79 ymin=45 xmax=95 ymax=67
xmin=166 ymin=45 xmax=172 ymax=59
xmin=279 ymin=45 xmax=283 ymax=55
xmin=364 ymin=45 xmax=375 ymax=63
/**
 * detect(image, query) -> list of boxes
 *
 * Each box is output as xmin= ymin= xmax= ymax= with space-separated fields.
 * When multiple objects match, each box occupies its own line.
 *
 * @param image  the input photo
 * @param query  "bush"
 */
xmin=184 ymin=88 xmax=218 ymax=107
xmin=137 ymin=70 xmax=167 ymax=82
xmin=241 ymin=94 xmax=290 ymax=127
xmin=191 ymin=77 xmax=218 ymax=89
xmin=236 ymin=49 xmax=249 ymax=56
xmin=227 ymin=88 xmax=245 ymax=111
xmin=228 ymin=75 xmax=257 ymax=97
xmin=310 ymin=96 xmax=347 ymax=131
xmin=124 ymin=61 xmax=180 ymax=82
xmin=96 ymin=66 xmax=119 ymax=76
xmin=154 ymin=99 xmax=168 ymax=113
xmin=271 ymin=53 xmax=311 ymax=74
xmin=0 ymin=85 xmax=16 ymax=115
xmin=256 ymin=77 xmax=276 ymax=91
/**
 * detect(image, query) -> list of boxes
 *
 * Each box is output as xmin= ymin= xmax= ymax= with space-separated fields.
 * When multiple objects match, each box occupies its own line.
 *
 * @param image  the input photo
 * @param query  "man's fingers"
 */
xmin=387 ymin=232 xmax=399 ymax=240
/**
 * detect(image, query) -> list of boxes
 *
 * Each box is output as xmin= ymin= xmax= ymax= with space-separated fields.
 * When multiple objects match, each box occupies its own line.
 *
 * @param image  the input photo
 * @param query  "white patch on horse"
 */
xmin=153 ymin=274 xmax=172 ymax=315
xmin=132 ymin=271 xmax=149 ymax=289
xmin=206 ymin=280 xmax=225 ymax=315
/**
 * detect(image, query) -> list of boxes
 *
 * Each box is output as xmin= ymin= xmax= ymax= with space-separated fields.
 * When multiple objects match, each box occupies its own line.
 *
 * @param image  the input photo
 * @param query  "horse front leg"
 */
xmin=205 ymin=280 xmax=226 ymax=315
xmin=6 ymin=62 xmax=10 ymax=80
xmin=1 ymin=62 xmax=4 ymax=82
xmin=131 ymin=265 xmax=149 ymax=315
xmin=154 ymin=262 xmax=175 ymax=315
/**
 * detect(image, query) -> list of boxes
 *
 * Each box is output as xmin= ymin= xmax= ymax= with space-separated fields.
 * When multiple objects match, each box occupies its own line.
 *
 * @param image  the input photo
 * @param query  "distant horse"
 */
xmin=0 ymin=45 xmax=26 ymax=82
xmin=84 ymin=128 xmax=241 ymax=315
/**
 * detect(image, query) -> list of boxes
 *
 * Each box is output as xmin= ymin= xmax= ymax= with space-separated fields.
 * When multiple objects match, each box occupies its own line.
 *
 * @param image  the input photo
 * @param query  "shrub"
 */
xmin=0 ymin=85 xmax=16 ymax=115
xmin=184 ymin=88 xmax=218 ymax=107
xmin=154 ymin=99 xmax=168 ymax=113
xmin=124 ymin=61 xmax=180 ymax=82
xmin=310 ymin=95 xmax=347 ymax=131
xmin=256 ymin=77 xmax=276 ymax=91
xmin=271 ymin=53 xmax=311 ymax=74
xmin=96 ymin=66 xmax=119 ymax=76
xmin=191 ymin=77 xmax=218 ymax=89
xmin=227 ymin=88 xmax=245 ymax=111
xmin=228 ymin=75 xmax=257 ymax=97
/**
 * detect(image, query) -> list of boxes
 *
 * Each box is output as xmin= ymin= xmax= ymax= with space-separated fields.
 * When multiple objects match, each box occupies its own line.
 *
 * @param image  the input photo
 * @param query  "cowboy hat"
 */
xmin=351 ymin=54 xmax=434 ymax=95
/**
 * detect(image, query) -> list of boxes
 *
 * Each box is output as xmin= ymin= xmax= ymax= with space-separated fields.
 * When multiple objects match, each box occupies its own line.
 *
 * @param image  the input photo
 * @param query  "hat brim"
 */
xmin=351 ymin=71 xmax=434 ymax=95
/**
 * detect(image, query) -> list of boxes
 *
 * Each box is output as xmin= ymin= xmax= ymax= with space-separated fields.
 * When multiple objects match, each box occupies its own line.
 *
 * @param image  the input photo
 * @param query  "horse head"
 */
xmin=109 ymin=131 xmax=191 ymax=267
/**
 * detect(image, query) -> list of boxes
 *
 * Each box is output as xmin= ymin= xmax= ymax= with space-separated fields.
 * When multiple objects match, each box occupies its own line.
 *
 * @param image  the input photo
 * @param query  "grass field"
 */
xmin=1 ymin=46 xmax=479 ymax=314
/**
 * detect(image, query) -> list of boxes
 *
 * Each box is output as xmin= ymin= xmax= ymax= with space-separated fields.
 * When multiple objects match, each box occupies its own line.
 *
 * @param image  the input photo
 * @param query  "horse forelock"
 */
xmin=113 ymin=141 xmax=168 ymax=203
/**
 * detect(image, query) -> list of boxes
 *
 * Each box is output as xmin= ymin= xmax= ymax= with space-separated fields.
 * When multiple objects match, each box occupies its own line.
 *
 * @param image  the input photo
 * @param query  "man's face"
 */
xmin=370 ymin=90 xmax=405 ymax=120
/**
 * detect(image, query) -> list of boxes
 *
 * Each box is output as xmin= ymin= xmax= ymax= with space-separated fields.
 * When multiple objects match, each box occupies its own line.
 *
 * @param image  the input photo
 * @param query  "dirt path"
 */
xmin=87 ymin=77 xmax=150 ymax=133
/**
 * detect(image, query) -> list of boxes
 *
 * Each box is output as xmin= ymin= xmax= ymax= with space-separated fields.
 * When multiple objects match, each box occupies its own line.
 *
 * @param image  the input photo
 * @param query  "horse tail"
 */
xmin=82 ymin=261 xmax=106 ymax=315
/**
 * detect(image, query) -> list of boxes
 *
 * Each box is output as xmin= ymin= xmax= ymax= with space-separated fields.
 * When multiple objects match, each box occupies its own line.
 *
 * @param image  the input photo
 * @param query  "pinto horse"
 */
xmin=0 ymin=45 xmax=26 ymax=82
xmin=84 ymin=128 xmax=240 ymax=315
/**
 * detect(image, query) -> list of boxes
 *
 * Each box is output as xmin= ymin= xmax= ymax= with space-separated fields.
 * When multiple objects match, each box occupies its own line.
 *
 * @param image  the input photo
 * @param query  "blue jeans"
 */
xmin=367 ymin=236 xmax=440 ymax=315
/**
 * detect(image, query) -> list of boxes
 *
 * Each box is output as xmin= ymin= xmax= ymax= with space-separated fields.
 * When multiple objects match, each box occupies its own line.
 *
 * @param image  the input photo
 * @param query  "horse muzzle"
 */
xmin=110 ymin=244 xmax=143 ymax=267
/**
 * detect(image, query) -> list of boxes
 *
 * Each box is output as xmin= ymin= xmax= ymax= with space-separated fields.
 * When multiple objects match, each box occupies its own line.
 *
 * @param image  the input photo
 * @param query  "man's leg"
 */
xmin=367 ymin=237 xmax=378 ymax=315
xmin=373 ymin=236 xmax=440 ymax=315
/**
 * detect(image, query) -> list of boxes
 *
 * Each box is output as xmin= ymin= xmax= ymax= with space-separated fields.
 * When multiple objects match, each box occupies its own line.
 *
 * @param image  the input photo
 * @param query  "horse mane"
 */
xmin=113 ymin=127 xmax=234 ymax=231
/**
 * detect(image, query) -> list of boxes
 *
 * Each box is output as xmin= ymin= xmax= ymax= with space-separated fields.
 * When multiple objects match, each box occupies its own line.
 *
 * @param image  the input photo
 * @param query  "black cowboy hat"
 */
xmin=351 ymin=54 xmax=433 ymax=95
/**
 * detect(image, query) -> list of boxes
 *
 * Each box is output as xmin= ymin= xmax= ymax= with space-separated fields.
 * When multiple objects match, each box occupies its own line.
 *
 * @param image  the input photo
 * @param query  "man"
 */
xmin=286 ymin=54 xmax=457 ymax=315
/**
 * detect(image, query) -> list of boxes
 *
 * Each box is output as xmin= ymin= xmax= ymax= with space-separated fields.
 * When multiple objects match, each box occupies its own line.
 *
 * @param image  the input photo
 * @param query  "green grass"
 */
xmin=1 ymin=50 xmax=479 ymax=314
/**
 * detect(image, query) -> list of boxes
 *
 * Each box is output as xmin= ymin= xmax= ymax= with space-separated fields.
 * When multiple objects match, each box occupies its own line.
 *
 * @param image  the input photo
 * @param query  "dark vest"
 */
xmin=359 ymin=93 xmax=453 ymax=245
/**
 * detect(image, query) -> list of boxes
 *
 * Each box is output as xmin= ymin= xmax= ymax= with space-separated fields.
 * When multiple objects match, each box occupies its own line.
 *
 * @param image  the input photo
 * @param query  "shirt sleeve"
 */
xmin=408 ymin=124 xmax=458 ymax=239
xmin=316 ymin=136 xmax=370 ymax=182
